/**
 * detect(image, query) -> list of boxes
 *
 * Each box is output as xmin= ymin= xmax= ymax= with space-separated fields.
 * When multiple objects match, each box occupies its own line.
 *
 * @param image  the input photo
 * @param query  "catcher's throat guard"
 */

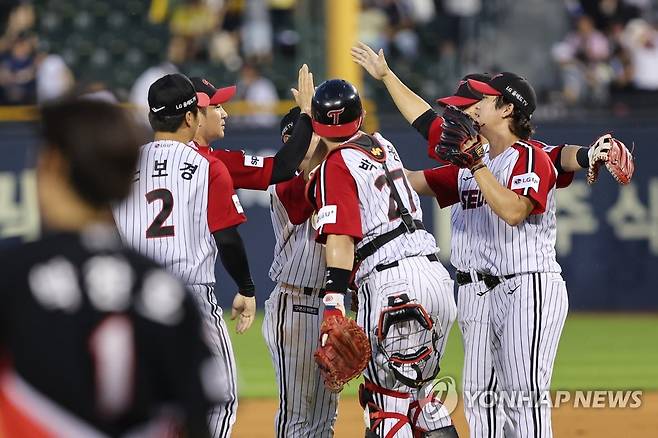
xmin=376 ymin=294 xmax=441 ymax=388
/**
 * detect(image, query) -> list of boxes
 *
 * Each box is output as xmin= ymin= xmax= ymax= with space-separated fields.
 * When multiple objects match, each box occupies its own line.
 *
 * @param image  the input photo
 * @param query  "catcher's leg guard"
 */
xmin=359 ymin=379 xmax=412 ymax=438
xmin=420 ymin=425 xmax=459 ymax=438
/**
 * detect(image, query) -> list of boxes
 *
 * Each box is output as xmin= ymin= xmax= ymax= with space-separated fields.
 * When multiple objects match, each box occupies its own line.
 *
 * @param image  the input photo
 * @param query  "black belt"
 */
xmin=455 ymin=270 xmax=516 ymax=289
xmin=303 ymin=287 xmax=326 ymax=298
xmin=355 ymin=220 xmax=425 ymax=263
xmin=375 ymin=254 xmax=439 ymax=272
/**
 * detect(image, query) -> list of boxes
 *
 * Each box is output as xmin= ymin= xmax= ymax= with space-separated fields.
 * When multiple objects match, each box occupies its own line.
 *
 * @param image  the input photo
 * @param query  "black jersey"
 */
xmin=0 ymin=225 xmax=217 ymax=437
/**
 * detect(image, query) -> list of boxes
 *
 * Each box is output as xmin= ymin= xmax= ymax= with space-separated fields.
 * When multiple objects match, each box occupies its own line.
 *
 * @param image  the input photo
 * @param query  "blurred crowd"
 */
xmin=0 ymin=1 xmax=74 ymax=105
xmin=2 ymin=0 xmax=658 ymax=117
xmin=552 ymin=0 xmax=658 ymax=107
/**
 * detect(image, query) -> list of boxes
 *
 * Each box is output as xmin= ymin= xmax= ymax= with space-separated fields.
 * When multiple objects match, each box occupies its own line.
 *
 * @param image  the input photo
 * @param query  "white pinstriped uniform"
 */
xmin=262 ymin=184 xmax=338 ymax=437
xmin=448 ymin=142 xmax=568 ymax=438
xmin=112 ymin=140 xmax=239 ymax=437
xmin=315 ymin=133 xmax=457 ymax=436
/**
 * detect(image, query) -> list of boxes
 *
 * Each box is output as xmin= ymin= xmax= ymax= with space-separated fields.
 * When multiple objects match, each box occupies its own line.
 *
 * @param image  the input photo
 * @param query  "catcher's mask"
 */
xmin=376 ymin=294 xmax=441 ymax=388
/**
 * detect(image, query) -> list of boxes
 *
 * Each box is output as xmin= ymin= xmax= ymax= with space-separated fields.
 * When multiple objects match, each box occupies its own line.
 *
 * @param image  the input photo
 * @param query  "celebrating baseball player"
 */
xmin=307 ymin=78 xmax=459 ymax=437
xmin=0 ymin=98 xmax=219 ymax=438
xmin=261 ymin=105 xmax=340 ymax=437
xmin=352 ymin=42 xmax=634 ymax=438
xmin=190 ymin=64 xmax=316 ymax=191
xmin=112 ymin=73 xmax=255 ymax=437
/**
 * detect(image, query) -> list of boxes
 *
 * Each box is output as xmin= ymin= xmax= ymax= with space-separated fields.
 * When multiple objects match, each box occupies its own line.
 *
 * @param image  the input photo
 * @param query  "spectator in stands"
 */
xmin=622 ymin=18 xmax=658 ymax=91
xmin=129 ymin=37 xmax=185 ymax=127
xmin=235 ymin=62 xmax=278 ymax=127
xmin=0 ymin=31 xmax=37 ymax=105
xmin=169 ymin=0 xmax=219 ymax=61
xmin=579 ymin=0 xmax=641 ymax=32
xmin=552 ymin=14 xmax=612 ymax=104
xmin=241 ymin=0 xmax=273 ymax=63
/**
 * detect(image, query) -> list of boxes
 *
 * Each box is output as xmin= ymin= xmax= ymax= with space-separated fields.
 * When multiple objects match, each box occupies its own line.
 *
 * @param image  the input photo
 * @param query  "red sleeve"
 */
xmin=275 ymin=174 xmax=314 ymax=225
xmin=314 ymin=152 xmax=362 ymax=244
xmin=427 ymin=116 xmax=444 ymax=161
xmin=211 ymin=149 xmax=274 ymax=191
xmin=423 ymin=165 xmax=460 ymax=208
xmin=508 ymin=144 xmax=557 ymax=215
xmin=207 ymin=158 xmax=247 ymax=232
xmin=530 ymin=140 xmax=575 ymax=189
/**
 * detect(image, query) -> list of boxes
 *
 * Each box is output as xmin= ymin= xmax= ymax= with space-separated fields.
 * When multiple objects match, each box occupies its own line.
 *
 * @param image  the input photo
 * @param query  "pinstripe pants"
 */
xmin=189 ymin=285 xmax=238 ymax=438
xmin=357 ymin=255 xmax=457 ymax=437
xmin=459 ymin=273 xmax=568 ymax=438
xmin=457 ymin=280 xmax=504 ymax=438
xmin=262 ymin=284 xmax=339 ymax=438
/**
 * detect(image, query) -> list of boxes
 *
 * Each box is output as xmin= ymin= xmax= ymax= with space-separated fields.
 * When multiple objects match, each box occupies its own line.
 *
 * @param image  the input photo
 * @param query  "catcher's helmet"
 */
xmin=311 ymin=79 xmax=363 ymax=138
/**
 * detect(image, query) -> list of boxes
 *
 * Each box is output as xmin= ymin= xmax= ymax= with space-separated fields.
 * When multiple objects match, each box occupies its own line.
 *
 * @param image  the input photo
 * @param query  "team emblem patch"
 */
xmin=370 ymin=146 xmax=384 ymax=158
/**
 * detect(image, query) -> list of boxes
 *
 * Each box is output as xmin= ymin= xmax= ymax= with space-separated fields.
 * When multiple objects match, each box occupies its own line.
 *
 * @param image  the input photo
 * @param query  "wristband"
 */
xmin=577 ymin=147 xmax=590 ymax=169
xmin=238 ymin=279 xmax=256 ymax=297
xmin=323 ymin=293 xmax=346 ymax=318
xmin=324 ymin=267 xmax=351 ymax=294
xmin=470 ymin=162 xmax=486 ymax=174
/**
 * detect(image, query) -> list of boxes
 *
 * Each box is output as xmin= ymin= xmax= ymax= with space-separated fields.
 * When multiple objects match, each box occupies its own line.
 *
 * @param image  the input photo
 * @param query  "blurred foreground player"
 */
xmin=0 ymin=99 xmax=219 ymax=437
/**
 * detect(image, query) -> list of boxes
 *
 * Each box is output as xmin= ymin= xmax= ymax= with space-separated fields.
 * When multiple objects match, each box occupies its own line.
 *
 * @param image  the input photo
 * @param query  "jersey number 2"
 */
xmin=145 ymin=189 xmax=175 ymax=238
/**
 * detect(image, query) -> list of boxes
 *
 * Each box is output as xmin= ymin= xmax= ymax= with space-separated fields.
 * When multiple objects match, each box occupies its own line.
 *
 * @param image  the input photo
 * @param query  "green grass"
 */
xmin=228 ymin=313 xmax=658 ymax=398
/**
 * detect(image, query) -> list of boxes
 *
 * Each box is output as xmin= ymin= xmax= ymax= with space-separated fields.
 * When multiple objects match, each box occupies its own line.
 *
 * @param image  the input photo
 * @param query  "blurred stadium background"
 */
xmin=1 ymin=0 xmax=657 ymax=436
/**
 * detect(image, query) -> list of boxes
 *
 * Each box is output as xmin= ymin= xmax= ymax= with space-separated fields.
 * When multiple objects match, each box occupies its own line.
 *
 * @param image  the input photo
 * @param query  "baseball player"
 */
xmin=261 ymin=106 xmax=339 ymax=437
xmin=190 ymin=66 xmax=315 ymax=190
xmin=352 ymin=42 xmax=633 ymax=438
xmin=307 ymin=79 xmax=459 ymax=437
xmin=112 ymin=73 xmax=255 ymax=437
xmin=0 ymin=98 xmax=218 ymax=437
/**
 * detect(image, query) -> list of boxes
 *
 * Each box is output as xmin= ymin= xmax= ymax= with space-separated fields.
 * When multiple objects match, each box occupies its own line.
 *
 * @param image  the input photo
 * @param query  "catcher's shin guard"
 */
xmin=359 ymin=379 xmax=411 ymax=438
xmin=420 ymin=426 xmax=459 ymax=438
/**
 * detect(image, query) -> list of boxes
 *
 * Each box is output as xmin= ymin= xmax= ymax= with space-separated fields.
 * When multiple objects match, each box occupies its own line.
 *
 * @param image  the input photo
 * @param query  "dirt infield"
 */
xmin=233 ymin=392 xmax=658 ymax=437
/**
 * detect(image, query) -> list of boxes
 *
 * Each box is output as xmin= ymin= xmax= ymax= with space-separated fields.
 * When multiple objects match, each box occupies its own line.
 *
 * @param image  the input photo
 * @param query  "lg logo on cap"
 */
xmin=327 ymin=108 xmax=345 ymax=124
xmin=505 ymin=86 xmax=528 ymax=107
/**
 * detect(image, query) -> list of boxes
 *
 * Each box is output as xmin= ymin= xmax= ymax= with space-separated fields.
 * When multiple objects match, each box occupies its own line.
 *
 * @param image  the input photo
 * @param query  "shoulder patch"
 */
xmin=336 ymin=133 xmax=387 ymax=163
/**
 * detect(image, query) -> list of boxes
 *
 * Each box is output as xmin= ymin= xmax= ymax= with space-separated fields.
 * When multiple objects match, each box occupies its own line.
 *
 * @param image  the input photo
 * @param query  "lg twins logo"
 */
xmin=327 ymin=107 xmax=345 ymax=124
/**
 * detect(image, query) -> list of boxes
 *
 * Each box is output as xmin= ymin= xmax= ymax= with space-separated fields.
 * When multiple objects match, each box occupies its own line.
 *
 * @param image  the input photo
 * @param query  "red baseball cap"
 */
xmin=437 ymin=73 xmax=491 ymax=108
xmin=190 ymin=77 xmax=237 ymax=105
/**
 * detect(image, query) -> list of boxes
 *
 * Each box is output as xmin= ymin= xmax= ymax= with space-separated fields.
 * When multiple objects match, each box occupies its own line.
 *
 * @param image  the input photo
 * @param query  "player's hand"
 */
xmin=291 ymin=63 xmax=314 ymax=115
xmin=351 ymin=41 xmax=390 ymax=81
xmin=231 ymin=293 xmax=256 ymax=334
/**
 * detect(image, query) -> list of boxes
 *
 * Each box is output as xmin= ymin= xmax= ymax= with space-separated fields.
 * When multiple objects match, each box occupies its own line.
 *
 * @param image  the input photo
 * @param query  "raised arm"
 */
xmin=351 ymin=42 xmax=431 ymax=124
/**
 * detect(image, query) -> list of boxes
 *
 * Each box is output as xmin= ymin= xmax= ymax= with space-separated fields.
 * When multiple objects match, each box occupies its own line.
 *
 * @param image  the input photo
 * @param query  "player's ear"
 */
xmin=185 ymin=110 xmax=196 ymax=128
xmin=502 ymin=102 xmax=514 ymax=118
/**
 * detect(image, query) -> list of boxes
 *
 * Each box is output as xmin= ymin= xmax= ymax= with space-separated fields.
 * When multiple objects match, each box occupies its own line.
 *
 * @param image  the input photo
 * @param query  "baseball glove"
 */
xmin=314 ymin=315 xmax=371 ymax=393
xmin=434 ymin=105 xmax=484 ymax=169
xmin=587 ymin=134 xmax=635 ymax=185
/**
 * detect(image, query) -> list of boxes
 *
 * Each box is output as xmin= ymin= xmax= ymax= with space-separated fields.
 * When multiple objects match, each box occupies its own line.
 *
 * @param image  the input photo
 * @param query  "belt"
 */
xmin=282 ymin=283 xmax=326 ymax=297
xmin=375 ymin=254 xmax=439 ymax=272
xmin=304 ymin=287 xmax=326 ymax=298
xmin=455 ymin=270 xmax=515 ymax=289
